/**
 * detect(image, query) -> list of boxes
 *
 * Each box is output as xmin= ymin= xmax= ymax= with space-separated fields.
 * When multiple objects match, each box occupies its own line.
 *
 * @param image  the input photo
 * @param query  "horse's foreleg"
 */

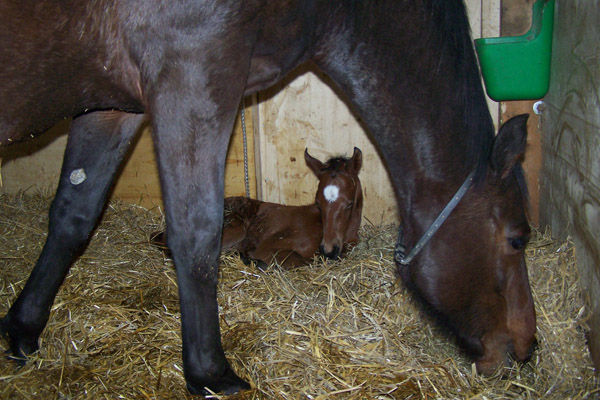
xmin=0 ymin=111 xmax=143 ymax=360
xmin=275 ymin=251 xmax=312 ymax=269
xmin=150 ymin=79 xmax=251 ymax=394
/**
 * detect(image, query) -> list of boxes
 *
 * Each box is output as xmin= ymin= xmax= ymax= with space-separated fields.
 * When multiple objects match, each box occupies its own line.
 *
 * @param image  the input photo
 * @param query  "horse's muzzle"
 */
xmin=511 ymin=335 xmax=538 ymax=364
xmin=320 ymin=244 xmax=341 ymax=260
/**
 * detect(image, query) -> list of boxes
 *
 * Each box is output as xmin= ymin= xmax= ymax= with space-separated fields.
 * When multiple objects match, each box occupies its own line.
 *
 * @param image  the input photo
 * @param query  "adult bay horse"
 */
xmin=0 ymin=0 xmax=536 ymax=395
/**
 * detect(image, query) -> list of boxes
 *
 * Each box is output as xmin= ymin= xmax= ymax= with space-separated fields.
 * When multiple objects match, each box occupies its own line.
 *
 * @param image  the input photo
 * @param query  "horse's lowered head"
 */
xmin=397 ymin=115 xmax=536 ymax=375
xmin=305 ymin=147 xmax=363 ymax=260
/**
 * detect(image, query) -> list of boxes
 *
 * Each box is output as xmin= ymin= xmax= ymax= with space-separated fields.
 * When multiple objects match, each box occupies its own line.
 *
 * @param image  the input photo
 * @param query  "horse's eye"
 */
xmin=508 ymin=236 xmax=528 ymax=251
xmin=345 ymin=201 xmax=354 ymax=210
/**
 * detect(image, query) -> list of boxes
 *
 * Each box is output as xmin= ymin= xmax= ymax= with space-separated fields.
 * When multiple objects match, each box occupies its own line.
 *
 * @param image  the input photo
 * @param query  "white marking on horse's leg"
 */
xmin=323 ymin=185 xmax=339 ymax=203
xmin=69 ymin=168 xmax=87 ymax=185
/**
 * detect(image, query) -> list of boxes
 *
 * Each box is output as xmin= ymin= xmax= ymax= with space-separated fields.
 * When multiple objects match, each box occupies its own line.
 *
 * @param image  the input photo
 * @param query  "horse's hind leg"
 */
xmin=221 ymin=220 xmax=247 ymax=249
xmin=0 ymin=111 xmax=143 ymax=360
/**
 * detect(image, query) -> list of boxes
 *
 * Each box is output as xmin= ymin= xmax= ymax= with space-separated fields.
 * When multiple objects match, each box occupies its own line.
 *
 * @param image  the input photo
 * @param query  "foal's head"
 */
xmin=305 ymin=147 xmax=363 ymax=260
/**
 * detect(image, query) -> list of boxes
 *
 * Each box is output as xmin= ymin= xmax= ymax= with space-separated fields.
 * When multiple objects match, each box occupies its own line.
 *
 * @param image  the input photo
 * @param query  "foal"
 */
xmin=152 ymin=148 xmax=363 ymax=268
xmin=223 ymin=148 xmax=363 ymax=268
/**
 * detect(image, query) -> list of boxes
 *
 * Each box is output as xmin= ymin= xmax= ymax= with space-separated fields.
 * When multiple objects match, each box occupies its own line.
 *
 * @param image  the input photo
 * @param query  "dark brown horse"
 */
xmin=222 ymin=148 xmax=363 ymax=268
xmin=0 ymin=0 xmax=536 ymax=395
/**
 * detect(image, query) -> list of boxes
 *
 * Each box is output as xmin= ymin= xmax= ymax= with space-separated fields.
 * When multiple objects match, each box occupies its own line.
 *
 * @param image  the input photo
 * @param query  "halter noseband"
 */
xmin=394 ymin=169 xmax=476 ymax=266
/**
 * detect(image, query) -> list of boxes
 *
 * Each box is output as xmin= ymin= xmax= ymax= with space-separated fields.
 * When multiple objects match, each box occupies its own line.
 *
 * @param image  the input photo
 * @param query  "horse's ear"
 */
xmin=491 ymin=114 xmax=528 ymax=179
xmin=347 ymin=147 xmax=362 ymax=174
xmin=305 ymin=148 xmax=325 ymax=176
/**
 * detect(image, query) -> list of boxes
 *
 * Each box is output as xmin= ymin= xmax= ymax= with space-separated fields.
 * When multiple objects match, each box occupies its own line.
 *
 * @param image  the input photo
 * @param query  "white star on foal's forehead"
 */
xmin=323 ymin=185 xmax=340 ymax=203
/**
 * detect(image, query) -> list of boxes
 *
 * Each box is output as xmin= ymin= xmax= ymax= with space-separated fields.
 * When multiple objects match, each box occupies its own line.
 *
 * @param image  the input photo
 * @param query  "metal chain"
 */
xmin=240 ymin=99 xmax=250 ymax=198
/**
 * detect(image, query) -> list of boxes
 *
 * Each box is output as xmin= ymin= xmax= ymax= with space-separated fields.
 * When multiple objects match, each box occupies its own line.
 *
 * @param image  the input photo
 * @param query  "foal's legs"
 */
xmin=249 ymin=245 xmax=311 ymax=269
xmin=0 ymin=111 xmax=143 ymax=359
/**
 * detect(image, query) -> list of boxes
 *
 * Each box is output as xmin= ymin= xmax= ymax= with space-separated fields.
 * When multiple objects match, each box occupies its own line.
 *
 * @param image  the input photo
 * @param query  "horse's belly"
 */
xmin=243 ymin=1 xmax=318 ymax=95
xmin=0 ymin=1 xmax=143 ymax=144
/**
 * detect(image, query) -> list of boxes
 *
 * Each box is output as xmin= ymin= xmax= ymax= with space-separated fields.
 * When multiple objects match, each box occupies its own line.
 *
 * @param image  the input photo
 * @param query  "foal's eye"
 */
xmin=345 ymin=201 xmax=354 ymax=210
xmin=508 ymin=236 xmax=529 ymax=251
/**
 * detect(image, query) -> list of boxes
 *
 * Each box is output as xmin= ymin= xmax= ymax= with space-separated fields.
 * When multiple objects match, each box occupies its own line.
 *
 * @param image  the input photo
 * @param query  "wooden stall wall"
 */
xmin=255 ymin=0 xmax=500 ymax=226
xmin=540 ymin=0 xmax=600 ymax=367
xmin=0 ymin=100 xmax=257 ymax=208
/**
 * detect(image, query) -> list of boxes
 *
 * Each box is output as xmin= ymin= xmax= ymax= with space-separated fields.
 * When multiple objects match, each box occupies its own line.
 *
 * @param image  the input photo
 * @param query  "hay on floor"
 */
xmin=0 ymin=192 xmax=597 ymax=399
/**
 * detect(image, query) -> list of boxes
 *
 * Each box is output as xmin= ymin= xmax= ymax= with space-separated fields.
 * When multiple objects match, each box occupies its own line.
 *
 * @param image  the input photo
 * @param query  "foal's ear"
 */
xmin=305 ymin=148 xmax=326 ymax=176
xmin=491 ymin=114 xmax=528 ymax=179
xmin=347 ymin=147 xmax=363 ymax=174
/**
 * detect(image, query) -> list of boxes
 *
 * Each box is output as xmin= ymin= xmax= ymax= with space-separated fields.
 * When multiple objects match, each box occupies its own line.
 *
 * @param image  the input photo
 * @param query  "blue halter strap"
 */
xmin=394 ymin=169 xmax=476 ymax=266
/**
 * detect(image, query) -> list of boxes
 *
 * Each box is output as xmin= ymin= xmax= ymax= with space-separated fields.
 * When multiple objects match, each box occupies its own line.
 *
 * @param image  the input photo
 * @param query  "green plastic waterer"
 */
xmin=475 ymin=0 xmax=555 ymax=101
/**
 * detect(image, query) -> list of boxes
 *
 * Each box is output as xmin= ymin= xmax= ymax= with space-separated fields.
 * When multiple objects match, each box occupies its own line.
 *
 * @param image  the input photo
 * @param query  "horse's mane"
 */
xmin=345 ymin=0 xmax=496 ymax=182
xmin=429 ymin=0 xmax=496 ymax=183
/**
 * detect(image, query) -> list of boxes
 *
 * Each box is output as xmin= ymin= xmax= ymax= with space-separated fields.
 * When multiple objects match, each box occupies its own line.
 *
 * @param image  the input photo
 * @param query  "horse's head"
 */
xmin=399 ymin=115 xmax=536 ymax=375
xmin=305 ymin=147 xmax=363 ymax=260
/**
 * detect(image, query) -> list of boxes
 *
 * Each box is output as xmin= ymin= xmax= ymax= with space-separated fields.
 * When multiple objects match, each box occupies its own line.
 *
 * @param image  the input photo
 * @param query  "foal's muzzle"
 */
xmin=320 ymin=244 xmax=341 ymax=260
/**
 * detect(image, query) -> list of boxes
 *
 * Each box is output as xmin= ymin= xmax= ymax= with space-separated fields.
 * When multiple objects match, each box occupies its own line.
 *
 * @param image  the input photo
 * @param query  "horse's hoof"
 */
xmin=239 ymin=254 xmax=267 ymax=270
xmin=4 ymin=350 xmax=29 ymax=366
xmin=0 ymin=316 xmax=39 ymax=364
xmin=239 ymin=253 xmax=252 ymax=266
xmin=255 ymin=260 xmax=269 ymax=271
xmin=186 ymin=367 xmax=251 ymax=396
xmin=149 ymin=231 xmax=172 ymax=258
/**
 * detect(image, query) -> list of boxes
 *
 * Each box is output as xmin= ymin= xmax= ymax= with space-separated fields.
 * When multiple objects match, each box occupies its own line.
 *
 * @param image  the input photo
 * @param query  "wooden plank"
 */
xmin=540 ymin=0 xmax=600 ymax=368
xmin=466 ymin=0 xmax=501 ymax=127
xmin=226 ymin=97 xmax=258 ymax=199
xmin=0 ymin=120 xmax=68 ymax=195
xmin=110 ymin=123 xmax=161 ymax=208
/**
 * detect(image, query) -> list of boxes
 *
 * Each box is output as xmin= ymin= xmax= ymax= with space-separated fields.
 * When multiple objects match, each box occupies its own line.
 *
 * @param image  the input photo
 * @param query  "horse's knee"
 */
xmin=48 ymin=196 xmax=100 ymax=247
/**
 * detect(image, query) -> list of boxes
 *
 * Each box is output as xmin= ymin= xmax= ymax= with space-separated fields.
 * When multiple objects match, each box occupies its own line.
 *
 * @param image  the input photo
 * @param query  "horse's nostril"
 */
xmin=327 ymin=245 xmax=341 ymax=260
xmin=522 ymin=336 xmax=538 ymax=362
xmin=509 ymin=336 xmax=538 ymax=364
xmin=319 ymin=244 xmax=340 ymax=259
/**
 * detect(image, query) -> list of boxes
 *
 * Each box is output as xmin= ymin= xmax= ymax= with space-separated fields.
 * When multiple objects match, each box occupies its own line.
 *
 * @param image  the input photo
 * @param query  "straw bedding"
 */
xmin=0 ymin=192 xmax=597 ymax=399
